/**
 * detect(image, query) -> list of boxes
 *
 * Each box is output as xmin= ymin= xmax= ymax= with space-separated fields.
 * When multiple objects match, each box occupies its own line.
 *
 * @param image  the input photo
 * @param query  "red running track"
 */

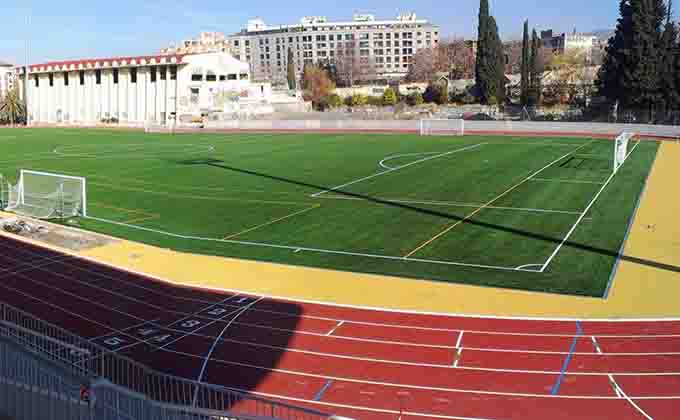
xmin=0 ymin=235 xmax=678 ymax=420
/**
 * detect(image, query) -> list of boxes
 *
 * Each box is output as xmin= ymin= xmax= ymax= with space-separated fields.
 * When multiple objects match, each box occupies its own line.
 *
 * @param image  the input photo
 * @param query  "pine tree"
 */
xmin=287 ymin=48 xmax=296 ymax=90
xmin=529 ymin=29 xmax=542 ymax=106
xmin=520 ymin=20 xmax=530 ymax=106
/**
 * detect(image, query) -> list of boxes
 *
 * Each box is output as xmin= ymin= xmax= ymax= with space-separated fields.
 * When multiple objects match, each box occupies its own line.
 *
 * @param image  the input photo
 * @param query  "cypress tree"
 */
xmin=658 ymin=1 xmax=678 ymax=117
xmin=529 ymin=29 xmax=542 ymax=106
xmin=520 ymin=20 xmax=530 ymax=106
xmin=287 ymin=48 xmax=296 ymax=90
xmin=491 ymin=16 xmax=507 ymax=104
xmin=475 ymin=0 xmax=492 ymax=102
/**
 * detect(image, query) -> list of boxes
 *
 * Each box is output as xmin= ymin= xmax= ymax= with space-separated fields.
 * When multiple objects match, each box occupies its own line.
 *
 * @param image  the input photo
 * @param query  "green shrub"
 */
xmin=349 ymin=94 xmax=368 ymax=107
xmin=382 ymin=88 xmax=397 ymax=106
xmin=367 ymin=96 xmax=383 ymax=106
xmin=326 ymin=94 xmax=343 ymax=108
xmin=408 ymin=92 xmax=424 ymax=106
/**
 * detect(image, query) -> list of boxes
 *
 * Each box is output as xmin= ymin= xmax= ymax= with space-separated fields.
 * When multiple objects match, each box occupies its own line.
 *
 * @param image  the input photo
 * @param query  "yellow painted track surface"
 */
xmin=3 ymin=142 xmax=680 ymax=318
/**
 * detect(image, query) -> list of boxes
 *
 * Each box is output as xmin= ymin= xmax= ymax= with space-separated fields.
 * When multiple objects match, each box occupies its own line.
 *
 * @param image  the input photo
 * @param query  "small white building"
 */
xmin=0 ymin=61 xmax=15 ymax=97
xmin=18 ymin=52 xmax=273 ymax=125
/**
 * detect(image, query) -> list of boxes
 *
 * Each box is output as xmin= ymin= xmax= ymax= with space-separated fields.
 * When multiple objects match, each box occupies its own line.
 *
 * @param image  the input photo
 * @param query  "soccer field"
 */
xmin=0 ymin=128 xmax=658 ymax=297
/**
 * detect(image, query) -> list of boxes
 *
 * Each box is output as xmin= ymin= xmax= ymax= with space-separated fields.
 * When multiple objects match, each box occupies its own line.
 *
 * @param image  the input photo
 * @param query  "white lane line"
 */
xmin=608 ymin=375 xmax=655 ymax=420
xmin=311 ymin=143 xmax=485 ymax=197
xmin=456 ymin=331 xmax=465 ymax=348
xmin=161 ymin=346 xmax=680 ymax=398
xmin=326 ymin=321 xmax=345 ymax=336
xmin=591 ymin=336 xmax=603 ymax=355
xmin=541 ymin=140 xmax=641 ymax=272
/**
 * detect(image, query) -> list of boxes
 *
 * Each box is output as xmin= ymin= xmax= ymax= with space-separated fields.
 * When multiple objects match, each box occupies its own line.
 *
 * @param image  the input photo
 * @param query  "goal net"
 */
xmin=420 ymin=119 xmax=465 ymax=136
xmin=613 ymin=132 xmax=636 ymax=173
xmin=4 ymin=170 xmax=87 ymax=219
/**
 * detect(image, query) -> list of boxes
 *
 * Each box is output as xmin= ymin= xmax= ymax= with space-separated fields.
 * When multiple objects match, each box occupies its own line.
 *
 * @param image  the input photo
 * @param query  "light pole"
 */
xmin=24 ymin=14 xmax=30 ymax=126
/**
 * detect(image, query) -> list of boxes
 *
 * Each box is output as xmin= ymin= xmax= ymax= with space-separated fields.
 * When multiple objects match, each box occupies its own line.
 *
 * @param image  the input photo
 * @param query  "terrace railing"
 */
xmin=0 ymin=301 xmax=334 ymax=420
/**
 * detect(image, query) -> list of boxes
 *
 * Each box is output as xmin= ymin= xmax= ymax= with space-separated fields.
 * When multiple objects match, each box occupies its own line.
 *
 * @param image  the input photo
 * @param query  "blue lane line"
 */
xmin=313 ymin=379 xmax=334 ymax=401
xmin=550 ymin=320 xmax=582 ymax=395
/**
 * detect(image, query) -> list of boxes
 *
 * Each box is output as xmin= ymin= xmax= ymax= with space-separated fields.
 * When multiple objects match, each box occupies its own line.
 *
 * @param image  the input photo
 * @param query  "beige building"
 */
xmin=0 ymin=61 xmax=16 ymax=97
xmin=17 ymin=52 xmax=270 ymax=126
xmin=163 ymin=13 xmax=439 ymax=85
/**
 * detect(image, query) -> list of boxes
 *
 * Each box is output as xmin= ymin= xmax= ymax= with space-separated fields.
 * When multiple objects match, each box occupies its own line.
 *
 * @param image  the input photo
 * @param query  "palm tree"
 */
xmin=0 ymin=86 xmax=26 ymax=126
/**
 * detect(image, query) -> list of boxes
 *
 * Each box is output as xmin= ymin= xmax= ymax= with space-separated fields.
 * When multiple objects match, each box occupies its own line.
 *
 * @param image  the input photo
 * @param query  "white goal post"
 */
xmin=420 ymin=119 xmax=465 ymax=136
xmin=613 ymin=132 xmax=636 ymax=174
xmin=4 ymin=170 xmax=87 ymax=219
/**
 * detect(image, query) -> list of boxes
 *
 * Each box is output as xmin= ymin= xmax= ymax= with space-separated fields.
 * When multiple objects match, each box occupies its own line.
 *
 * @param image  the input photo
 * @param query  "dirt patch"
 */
xmin=1 ymin=217 xmax=116 ymax=251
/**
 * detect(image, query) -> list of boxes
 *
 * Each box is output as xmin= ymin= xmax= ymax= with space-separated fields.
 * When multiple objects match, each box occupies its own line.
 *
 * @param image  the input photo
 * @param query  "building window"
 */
xmin=130 ymin=68 xmax=137 ymax=83
xmin=34 ymin=75 xmax=39 ymax=87
xmin=170 ymin=66 xmax=177 ymax=80
xmin=159 ymin=66 xmax=166 ymax=80
xmin=64 ymin=72 xmax=69 ymax=86
xmin=113 ymin=68 xmax=119 ymax=84
xmin=95 ymin=69 xmax=101 ymax=85
xmin=150 ymin=66 xmax=157 ymax=83
xmin=227 ymin=74 xmax=237 ymax=80
xmin=191 ymin=69 xmax=202 ymax=81
xmin=79 ymin=71 xmax=85 ymax=85
xmin=219 ymin=75 xmax=226 ymax=81
xmin=239 ymin=73 xmax=248 ymax=80
xmin=206 ymin=72 xmax=217 ymax=82
xmin=49 ymin=73 xmax=54 ymax=87
xmin=190 ymin=87 xmax=199 ymax=104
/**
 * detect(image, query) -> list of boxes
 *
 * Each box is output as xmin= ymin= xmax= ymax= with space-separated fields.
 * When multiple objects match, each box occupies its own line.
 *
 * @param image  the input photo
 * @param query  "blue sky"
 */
xmin=2 ymin=0 xmax=623 ymax=65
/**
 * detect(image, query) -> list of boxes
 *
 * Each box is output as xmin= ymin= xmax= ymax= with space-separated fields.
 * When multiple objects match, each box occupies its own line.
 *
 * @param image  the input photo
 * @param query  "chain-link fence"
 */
xmin=0 ymin=301 xmax=333 ymax=420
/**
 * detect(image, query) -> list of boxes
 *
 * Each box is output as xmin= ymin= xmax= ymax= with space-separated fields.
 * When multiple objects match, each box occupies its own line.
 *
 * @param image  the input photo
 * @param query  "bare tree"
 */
xmin=406 ymin=38 xmax=476 ymax=82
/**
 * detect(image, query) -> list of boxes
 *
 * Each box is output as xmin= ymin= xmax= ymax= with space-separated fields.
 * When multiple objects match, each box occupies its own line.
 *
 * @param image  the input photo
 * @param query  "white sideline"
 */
xmin=311 ymin=143 xmax=485 ymax=197
xmin=5 ymin=226 xmax=680 ymax=323
xmin=530 ymin=178 xmax=607 ymax=185
xmin=540 ymin=140 xmax=642 ymax=272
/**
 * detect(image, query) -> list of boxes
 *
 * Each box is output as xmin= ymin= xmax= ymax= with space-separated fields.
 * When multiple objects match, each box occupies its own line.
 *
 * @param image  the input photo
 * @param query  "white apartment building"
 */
xmin=163 ymin=13 xmax=440 ymax=85
xmin=0 ymin=61 xmax=16 ymax=97
xmin=17 ymin=52 xmax=264 ymax=125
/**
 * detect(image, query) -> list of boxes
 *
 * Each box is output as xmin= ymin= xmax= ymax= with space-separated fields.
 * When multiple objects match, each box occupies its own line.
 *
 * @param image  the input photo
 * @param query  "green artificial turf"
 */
xmin=0 ymin=128 xmax=658 ymax=297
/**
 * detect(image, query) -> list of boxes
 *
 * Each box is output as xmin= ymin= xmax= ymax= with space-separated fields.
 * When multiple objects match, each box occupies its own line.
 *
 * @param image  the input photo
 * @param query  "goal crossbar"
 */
xmin=420 ymin=119 xmax=465 ymax=136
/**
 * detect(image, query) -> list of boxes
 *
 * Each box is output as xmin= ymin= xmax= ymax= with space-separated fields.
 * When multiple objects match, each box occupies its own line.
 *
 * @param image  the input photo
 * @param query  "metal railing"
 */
xmin=0 ymin=301 xmax=333 ymax=420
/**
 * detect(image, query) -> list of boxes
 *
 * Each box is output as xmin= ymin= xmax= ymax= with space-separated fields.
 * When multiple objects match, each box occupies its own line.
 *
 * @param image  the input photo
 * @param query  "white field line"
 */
xmin=4 ymin=239 xmax=680 ymax=346
xmin=311 ymin=143 xmax=485 ymax=197
xmin=608 ymin=375 xmax=655 ymax=420
xmin=5 ymin=230 xmax=680 ymax=338
xmin=530 ymin=178 xmax=607 ymax=185
xmin=84 ymin=215 xmax=529 ymax=272
xmin=540 ymin=140 xmax=642 ymax=272
xmin=192 ymin=297 xmax=264 ymax=405
xmin=326 ymin=320 xmax=345 ymax=336
xmin=404 ymin=141 xmax=596 ymax=258
xmin=379 ymin=152 xmax=443 ymax=170
xmin=317 ymin=195 xmax=585 ymax=216
xmin=453 ymin=348 xmax=463 ymax=368
xmin=163 ymin=346 xmax=680 ymax=399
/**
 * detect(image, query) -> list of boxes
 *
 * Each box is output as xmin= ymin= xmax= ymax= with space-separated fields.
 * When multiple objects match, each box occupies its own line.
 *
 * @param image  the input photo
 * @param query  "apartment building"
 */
xmin=540 ymin=29 xmax=598 ymax=62
xmin=163 ymin=13 xmax=439 ymax=85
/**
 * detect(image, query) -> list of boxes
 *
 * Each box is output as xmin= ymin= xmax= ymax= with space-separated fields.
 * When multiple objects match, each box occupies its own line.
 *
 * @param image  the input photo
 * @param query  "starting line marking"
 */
xmin=591 ymin=336 xmax=603 ymax=354
xmin=550 ymin=321 xmax=582 ymax=395
xmin=608 ymin=375 xmax=655 ymax=420
xmin=326 ymin=321 xmax=345 ymax=336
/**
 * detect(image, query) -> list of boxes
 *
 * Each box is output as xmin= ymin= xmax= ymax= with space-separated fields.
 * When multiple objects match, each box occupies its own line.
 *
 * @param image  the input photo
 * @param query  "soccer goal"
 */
xmin=420 ymin=119 xmax=465 ymax=136
xmin=4 ymin=170 xmax=87 ymax=219
xmin=613 ymin=132 xmax=636 ymax=173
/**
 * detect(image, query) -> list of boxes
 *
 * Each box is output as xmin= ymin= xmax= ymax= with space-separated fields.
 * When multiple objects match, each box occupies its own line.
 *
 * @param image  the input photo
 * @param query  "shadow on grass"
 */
xmin=174 ymin=157 xmax=680 ymax=277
